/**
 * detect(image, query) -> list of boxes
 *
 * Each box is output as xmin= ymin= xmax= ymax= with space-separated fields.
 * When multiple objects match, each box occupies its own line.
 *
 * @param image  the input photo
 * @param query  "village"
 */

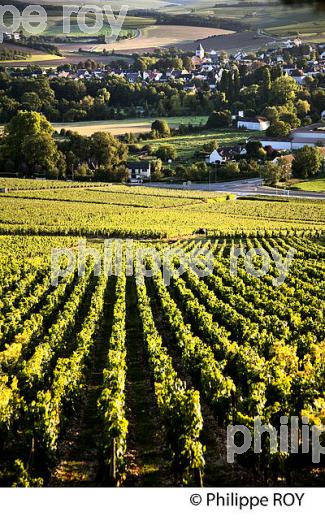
xmin=4 ymin=36 xmax=324 ymax=83
xmin=1 ymin=35 xmax=325 ymax=187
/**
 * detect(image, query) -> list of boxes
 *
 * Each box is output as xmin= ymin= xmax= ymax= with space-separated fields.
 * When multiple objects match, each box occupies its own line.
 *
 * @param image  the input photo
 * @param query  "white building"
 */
xmin=291 ymin=123 xmax=325 ymax=148
xmin=237 ymin=116 xmax=270 ymax=131
xmin=196 ymin=44 xmax=205 ymax=60
xmin=258 ymin=138 xmax=293 ymax=151
xmin=128 ymin=161 xmax=151 ymax=182
xmin=255 ymin=123 xmax=325 ymax=151
xmin=206 ymin=150 xmax=226 ymax=164
xmin=3 ymin=32 xmax=20 ymax=41
xmin=285 ymin=38 xmax=302 ymax=48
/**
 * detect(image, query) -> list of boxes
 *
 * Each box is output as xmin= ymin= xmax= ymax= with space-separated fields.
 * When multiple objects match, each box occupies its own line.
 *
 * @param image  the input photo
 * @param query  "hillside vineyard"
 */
xmin=0 ymin=229 xmax=324 ymax=487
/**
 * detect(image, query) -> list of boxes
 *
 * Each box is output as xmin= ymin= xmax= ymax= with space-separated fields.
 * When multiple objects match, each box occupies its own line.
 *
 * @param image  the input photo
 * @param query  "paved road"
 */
xmin=146 ymin=179 xmax=325 ymax=200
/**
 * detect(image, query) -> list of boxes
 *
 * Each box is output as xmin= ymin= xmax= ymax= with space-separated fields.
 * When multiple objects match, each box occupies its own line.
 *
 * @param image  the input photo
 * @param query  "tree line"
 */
xmin=0 ymin=110 xmax=323 ymax=183
xmin=0 ymin=111 xmax=128 ymax=180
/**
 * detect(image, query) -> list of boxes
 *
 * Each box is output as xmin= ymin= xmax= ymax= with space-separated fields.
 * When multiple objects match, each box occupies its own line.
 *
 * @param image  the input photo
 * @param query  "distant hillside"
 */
xmin=175 ymin=30 xmax=274 ymax=53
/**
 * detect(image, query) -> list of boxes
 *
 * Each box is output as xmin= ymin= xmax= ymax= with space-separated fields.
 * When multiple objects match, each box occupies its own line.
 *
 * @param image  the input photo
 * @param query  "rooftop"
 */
xmin=292 ymin=123 xmax=325 ymax=134
xmin=239 ymin=116 xmax=269 ymax=123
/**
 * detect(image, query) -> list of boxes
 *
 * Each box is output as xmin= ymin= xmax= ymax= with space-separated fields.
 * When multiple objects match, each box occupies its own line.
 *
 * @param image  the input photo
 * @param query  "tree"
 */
xmin=0 ymin=95 xmax=20 ymax=123
xmin=233 ymin=68 xmax=241 ymax=100
xmin=175 ymin=165 xmax=188 ymax=179
xmin=156 ymin=144 xmax=177 ymax=162
xmin=220 ymin=70 xmax=230 ymax=98
xmin=239 ymin=159 xmax=260 ymax=177
xmin=60 ymin=132 xmax=91 ymax=163
xmin=63 ymin=108 xmax=87 ymax=122
xmin=1 ymin=111 xmax=55 ymax=171
xmin=266 ymin=121 xmax=292 ymax=138
xmin=206 ymin=110 xmax=232 ymax=129
xmin=311 ymin=89 xmax=325 ymax=115
xmin=169 ymin=94 xmax=182 ymax=116
xmin=263 ymin=106 xmax=279 ymax=123
xmin=203 ymin=140 xmax=218 ymax=153
xmin=95 ymin=164 xmax=128 ymax=182
xmin=260 ymin=67 xmax=272 ymax=103
xmin=277 ymin=156 xmax=293 ymax=182
xmin=239 ymin=84 xmax=260 ymax=111
xmin=279 ymin=0 xmax=325 ymax=9
xmin=270 ymin=76 xmax=299 ymax=105
xmin=21 ymin=92 xmax=42 ymax=112
xmin=261 ymin=163 xmax=282 ymax=187
xmin=182 ymin=56 xmax=193 ymax=71
xmin=21 ymin=133 xmax=63 ymax=176
xmin=296 ymin=99 xmax=311 ymax=118
xmin=280 ymin=111 xmax=301 ymax=129
xmin=220 ymin=51 xmax=228 ymax=62
xmin=292 ymin=146 xmax=323 ymax=179
xmin=75 ymin=163 xmax=91 ymax=178
xmin=151 ymin=159 xmax=163 ymax=180
xmin=152 ymin=158 xmax=163 ymax=173
xmin=219 ymin=162 xmax=240 ymax=178
xmin=151 ymin=119 xmax=170 ymax=137
xmin=90 ymin=132 xmax=128 ymax=168
xmin=246 ymin=141 xmax=265 ymax=159
xmin=142 ymin=143 xmax=154 ymax=155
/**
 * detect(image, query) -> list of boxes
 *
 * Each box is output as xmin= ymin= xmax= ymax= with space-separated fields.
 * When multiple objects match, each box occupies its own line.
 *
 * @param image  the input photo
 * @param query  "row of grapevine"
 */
xmin=32 ymin=271 xmax=108 ymax=461
xmin=168 ymin=275 xmax=268 ymax=419
xmin=148 ymin=261 xmax=235 ymax=418
xmin=98 ymin=268 xmax=128 ymax=484
xmin=0 ymin=271 xmax=76 ymax=374
xmin=135 ymin=267 xmax=205 ymax=485
xmin=20 ymin=265 xmax=93 ymax=392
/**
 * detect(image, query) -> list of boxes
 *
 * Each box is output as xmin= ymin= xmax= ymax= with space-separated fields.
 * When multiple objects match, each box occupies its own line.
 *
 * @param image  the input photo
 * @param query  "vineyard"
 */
xmin=0 ymin=181 xmax=324 ymax=238
xmin=0 ymin=180 xmax=324 ymax=487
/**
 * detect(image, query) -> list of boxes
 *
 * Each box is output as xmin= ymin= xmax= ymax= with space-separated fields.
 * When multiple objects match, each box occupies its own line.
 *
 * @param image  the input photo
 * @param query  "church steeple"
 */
xmin=195 ymin=44 xmax=205 ymax=59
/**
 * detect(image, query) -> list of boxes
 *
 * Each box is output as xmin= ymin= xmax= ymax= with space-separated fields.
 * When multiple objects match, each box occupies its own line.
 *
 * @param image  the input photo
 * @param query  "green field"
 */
xmin=41 ymin=15 xmax=155 ymax=38
xmin=148 ymin=129 xmax=261 ymax=163
xmin=291 ymin=178 xmax=325 ymax=193
xmin=266 ymin=19 xmax=325 ymax=38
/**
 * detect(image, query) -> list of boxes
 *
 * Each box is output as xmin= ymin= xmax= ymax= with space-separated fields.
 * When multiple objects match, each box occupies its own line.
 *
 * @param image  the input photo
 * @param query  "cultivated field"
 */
xmin=0 ymin=43 xmax=63 ymax=65
xmin=266 ymin=20 xmax=325 ymax=41
xmin=42 ymin=15 xmax=155 ymax=38
xmin=175 ymin=30 xmax=275 ymax=53
xmin=4 ymin=0 xmax=322 ymax=66
xmin=2 ymin=0 xmax=325 ymax=492
xmin=58 ymin=25 xmax=234 ymax=54
xmin=0 ymin=181 xmax=324 ymax=237
xmin=0 ymin=54 xmax=63 ymax=65
xmin=50 ymin=116 xmax=208 ymax=137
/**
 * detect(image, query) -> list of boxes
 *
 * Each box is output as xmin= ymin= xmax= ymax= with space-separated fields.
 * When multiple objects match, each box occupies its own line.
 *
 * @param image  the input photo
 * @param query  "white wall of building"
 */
xmin=238 ymin=120 xmax=270 ymax=131
xmin=291 ymin=142 xmax=318 ymax=150
xmin=259 ymin=140 xmax=292 ymax=151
